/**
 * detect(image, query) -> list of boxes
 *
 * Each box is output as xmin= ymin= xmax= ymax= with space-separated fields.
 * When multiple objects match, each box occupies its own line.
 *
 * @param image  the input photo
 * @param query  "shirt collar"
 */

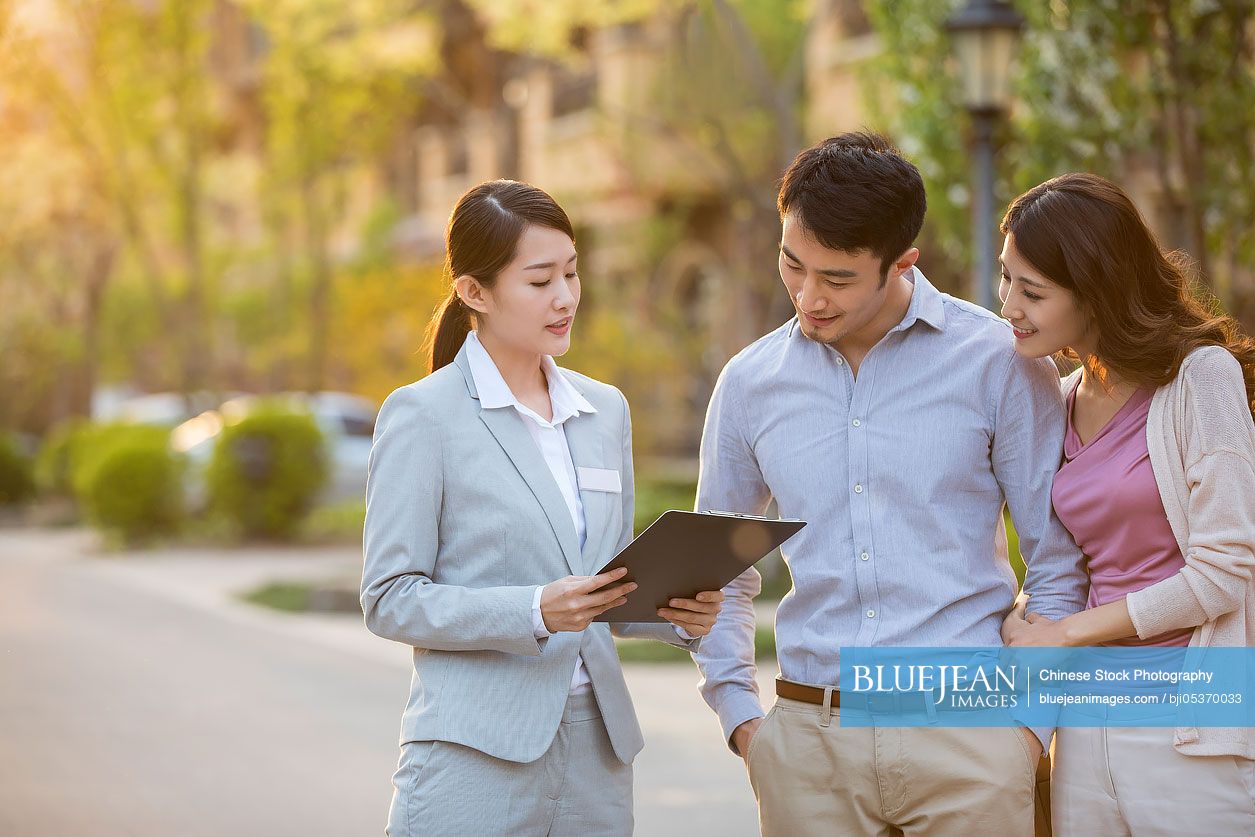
xmin=463 ymin=330 xmax=596 ymax=424
xmin=895 ymin=267 xmax=947 ymax=332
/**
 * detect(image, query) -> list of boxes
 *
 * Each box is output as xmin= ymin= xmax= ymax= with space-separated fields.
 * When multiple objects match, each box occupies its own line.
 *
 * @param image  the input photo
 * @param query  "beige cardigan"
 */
xmin=1061 ymin=345 xmax=1255 ymax=758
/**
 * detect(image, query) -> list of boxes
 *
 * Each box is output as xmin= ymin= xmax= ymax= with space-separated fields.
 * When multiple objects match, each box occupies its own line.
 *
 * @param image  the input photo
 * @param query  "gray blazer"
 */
xmin=361 ymin=344 xmax=695 ymax=764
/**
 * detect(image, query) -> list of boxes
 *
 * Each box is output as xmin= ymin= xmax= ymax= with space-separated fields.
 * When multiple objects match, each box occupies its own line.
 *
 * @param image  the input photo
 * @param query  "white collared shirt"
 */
xmin=463 ymin=330 xmax=597 ymax=693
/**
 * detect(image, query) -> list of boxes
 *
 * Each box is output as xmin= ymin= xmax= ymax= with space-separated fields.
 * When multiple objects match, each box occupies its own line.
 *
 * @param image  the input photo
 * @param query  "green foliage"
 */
xmin=69 ymin=424 xmax=172 ymax=503
xmin=467 ymin=0 xmax=662 ymax=56
xmin=1006 ymin=508 xmax=1026 ymax=587
xmin=35 ymin=420 xmax=170 ymax=505
xmin=300 ymin=499 xmax=366 ymax=544
xmin=864 ymin=0 xmax=1255 ymax=303
xmin=0 ymin=433 xmax=36 ymax=505
xmin=563 ymin=310 xmax=692 ymax=456
xmin=81 ymin=439 xmax=184 ymax=542
xmin=331 ymin=259 xmax=447 ymax=404
xmin=242 ymin=581 xmax=312 ymax=613
xmin=1012 ymin=1 xmax=1254 ymax=298
xmin=242 ymin=0 xmax=436 ymax=176
xmin=644 ymin=0 xmax=808 ymax=192
xmin=614 ymin=624 xmax=777 ymax=663
xmin=634 ymin=477 xmax=697 ymax=534
xmin=241 ymin=578 xmax=361 ymax=613
xmin=34 ymin=419 xmax=88 ymax=497
xmin=206 ymin=408 xmax=328 ymax=538
xmin=861 ymin=0 xmax=981 ymax=276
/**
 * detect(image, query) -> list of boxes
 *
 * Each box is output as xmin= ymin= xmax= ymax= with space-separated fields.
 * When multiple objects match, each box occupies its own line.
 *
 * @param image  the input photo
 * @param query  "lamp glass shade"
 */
xmin=953 ymin=25 xmax=1018 ymax=111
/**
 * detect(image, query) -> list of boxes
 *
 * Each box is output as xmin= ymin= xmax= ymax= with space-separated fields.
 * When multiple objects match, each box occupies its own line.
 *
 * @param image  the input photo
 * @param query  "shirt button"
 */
xmin=836 ymin=357 xmax=845 ymax=366
xmin=866 ymin=610 xmax=876 ymax=618
xmin=852 ymin=419 xmax=861 ymax=427
xmin=853 ymin=484 xmax=863 ymax=494
xmin=860 ymin=552 xmax=870 ymax=561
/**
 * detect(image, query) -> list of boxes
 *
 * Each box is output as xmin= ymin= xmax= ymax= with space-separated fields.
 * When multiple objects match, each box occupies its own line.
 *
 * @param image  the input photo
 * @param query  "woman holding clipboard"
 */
xmin=361 ymin=179 xmax=723 ymax=836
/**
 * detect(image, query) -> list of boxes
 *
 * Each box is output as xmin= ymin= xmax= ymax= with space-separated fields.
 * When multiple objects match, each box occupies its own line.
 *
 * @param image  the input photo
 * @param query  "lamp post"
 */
xmin=947 ymin=0 xmax=1024 ymax=311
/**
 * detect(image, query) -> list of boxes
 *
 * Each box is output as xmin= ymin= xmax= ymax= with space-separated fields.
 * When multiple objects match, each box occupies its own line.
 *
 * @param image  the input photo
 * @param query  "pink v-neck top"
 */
xmin=1051 ymin=382 xmax=1193 ymax=647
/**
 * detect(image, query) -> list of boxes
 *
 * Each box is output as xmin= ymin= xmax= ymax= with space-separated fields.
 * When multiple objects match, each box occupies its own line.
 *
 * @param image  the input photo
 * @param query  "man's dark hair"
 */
xmin=777 ymin=131 xmax=926 ymax=283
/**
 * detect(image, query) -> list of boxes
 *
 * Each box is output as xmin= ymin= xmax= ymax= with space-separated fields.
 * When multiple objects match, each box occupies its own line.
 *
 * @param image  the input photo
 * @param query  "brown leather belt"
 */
xmin=775 ymin=678 xmax=945 ymax=712
xmin=775 ymin=678 xmax=841 ymax=707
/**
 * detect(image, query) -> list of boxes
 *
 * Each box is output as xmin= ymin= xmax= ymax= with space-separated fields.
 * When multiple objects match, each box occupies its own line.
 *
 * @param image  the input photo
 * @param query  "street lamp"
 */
xmin=947 ymin=0 xmax=1024 ymax=311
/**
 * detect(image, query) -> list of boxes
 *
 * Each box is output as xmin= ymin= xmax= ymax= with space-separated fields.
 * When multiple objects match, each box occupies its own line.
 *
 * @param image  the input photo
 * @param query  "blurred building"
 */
xmin=13 ymin=1 xmax=1242 ymax=451
xmin=377 ymin=8 xmax=772 ymax=457
xmin=371 ymin=0 xmax=1254 ymax=457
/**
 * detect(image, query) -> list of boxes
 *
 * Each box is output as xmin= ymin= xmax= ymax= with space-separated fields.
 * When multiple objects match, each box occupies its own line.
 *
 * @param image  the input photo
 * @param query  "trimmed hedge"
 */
xmin=81 ymin=439 xmax=184 ymax=541
xmin=36 ymin=420 xmax=169 ymax=502
xmin=0 ymin=433 xmax=35 ymax=505
xmin=206 ymin=408 xmax=327 ymax=538
xmin=34 ymin=418 xmax=89 ymax=497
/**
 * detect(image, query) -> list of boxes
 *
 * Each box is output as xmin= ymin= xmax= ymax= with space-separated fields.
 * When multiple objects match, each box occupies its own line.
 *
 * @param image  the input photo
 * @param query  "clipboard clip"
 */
xmin=705 ymin=509 xmax=803 ymax=524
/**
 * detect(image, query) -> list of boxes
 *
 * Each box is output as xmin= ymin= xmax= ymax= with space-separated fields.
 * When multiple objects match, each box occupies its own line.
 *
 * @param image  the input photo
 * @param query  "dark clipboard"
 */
xmin=592 ymin=510 xmax=806 ymax=623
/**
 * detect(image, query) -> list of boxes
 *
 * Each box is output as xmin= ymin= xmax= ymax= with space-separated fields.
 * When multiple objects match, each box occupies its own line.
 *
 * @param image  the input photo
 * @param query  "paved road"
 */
xmin=0 ymin=529 xmax=774 ymax=837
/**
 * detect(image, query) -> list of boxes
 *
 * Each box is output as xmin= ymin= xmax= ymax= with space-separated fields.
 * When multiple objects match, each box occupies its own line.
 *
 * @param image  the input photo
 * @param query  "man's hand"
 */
xmin=541 ymin=568 xmax=637 ymax=632
xmin=657 ymin=590 xmax=725 ymax=636
xmin=731 ymin=716 xmax=764 ymax=760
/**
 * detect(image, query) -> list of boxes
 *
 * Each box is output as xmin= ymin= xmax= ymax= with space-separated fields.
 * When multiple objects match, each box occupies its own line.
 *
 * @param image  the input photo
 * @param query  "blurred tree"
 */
xmin=325 ymin=195 xmax=442 ymax=400
xmin=0 ymin=2 xmax=117 ymax=430
xmin=640 ymin=0 xmax=810 ymax=339
xmin=240 ymin=0 xmax=438 ymax=392
xmin=1 ymin=0 xmax=450 ymax=431
xmin=617 ymin=0 xmax=811 ymax=454
xmin=330 ymin=254 xmax=447 ymax=403
xmin=3 ymin=0 xmax=220 ymax=404
xmin=467 ymin=0 xmax=664 ymax=54
xmin=863 ymin=0 xmax=1254 ymax=310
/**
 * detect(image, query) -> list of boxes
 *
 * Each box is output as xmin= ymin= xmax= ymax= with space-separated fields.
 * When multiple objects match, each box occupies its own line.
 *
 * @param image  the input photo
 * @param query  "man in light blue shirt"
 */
xmin=692 ymin=133 xmax=1087 ymax=836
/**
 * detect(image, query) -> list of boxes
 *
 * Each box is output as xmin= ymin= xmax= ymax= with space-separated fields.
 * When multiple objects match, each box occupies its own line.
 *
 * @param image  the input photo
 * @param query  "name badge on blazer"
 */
xmin=576 ymin=467 xmax=622 ymax=493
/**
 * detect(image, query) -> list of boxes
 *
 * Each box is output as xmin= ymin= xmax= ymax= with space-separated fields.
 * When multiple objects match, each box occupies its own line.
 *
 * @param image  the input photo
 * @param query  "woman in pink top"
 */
xmin=996 ymin=173 xmax=1255 ymax=834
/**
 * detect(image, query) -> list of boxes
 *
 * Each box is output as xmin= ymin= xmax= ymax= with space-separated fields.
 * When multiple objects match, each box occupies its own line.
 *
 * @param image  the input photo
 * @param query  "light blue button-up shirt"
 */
xmin=693 ymin=269 xmax=1088 ymax=744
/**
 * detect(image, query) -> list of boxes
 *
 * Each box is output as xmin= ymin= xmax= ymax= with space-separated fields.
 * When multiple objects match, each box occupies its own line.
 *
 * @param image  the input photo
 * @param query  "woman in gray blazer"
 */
xmin=362 ymin=180 xmax=724 ymax=836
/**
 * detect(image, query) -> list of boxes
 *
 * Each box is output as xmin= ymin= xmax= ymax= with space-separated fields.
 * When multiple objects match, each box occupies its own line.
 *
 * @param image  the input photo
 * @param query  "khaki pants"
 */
xmin=746 ymin=697 xmax=1042 ymax=837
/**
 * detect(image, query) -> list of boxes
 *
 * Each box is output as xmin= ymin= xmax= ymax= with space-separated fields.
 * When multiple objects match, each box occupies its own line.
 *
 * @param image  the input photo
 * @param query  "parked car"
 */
xmin=172 ymin=391 xmax=377 ymax=510
xmin=93 ymin=388 xmax=234 ymax=428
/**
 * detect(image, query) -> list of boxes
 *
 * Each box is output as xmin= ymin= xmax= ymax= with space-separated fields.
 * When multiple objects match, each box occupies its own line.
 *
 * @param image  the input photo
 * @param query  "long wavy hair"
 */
xmin=422 ymin=180 xmax=575 ymax=373
xmin=1001 ymin=172 xmax=1255 ymax=418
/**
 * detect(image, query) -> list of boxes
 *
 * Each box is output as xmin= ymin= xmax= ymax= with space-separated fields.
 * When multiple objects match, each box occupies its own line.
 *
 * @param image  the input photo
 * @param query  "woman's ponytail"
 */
xmin=423 ymin=289 xmax=472 ymax=373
